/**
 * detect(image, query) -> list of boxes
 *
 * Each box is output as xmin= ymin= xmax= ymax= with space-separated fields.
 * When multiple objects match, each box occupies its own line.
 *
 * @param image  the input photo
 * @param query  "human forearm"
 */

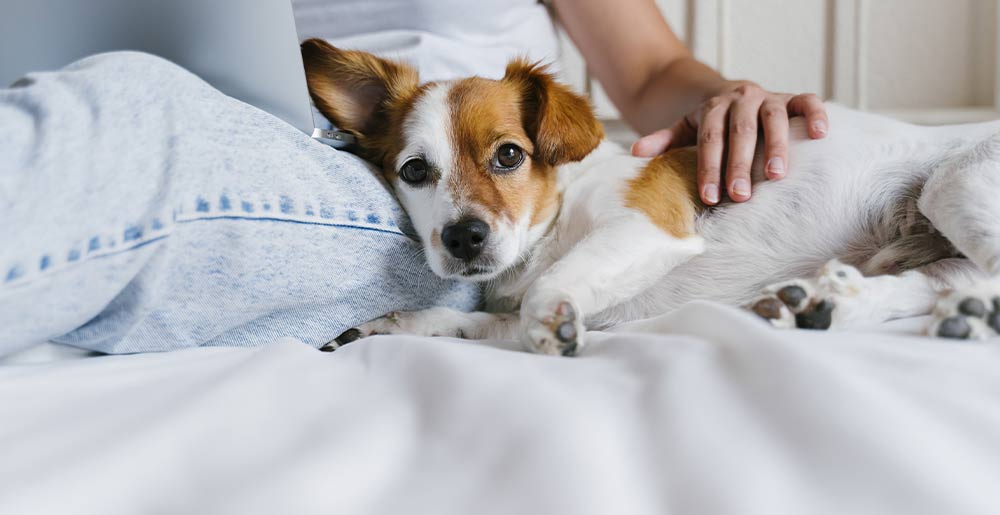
xmin=554 ymin=0 xmax=828 ymax=206
xmin=621 ymin=56 xmax=730 ymax=135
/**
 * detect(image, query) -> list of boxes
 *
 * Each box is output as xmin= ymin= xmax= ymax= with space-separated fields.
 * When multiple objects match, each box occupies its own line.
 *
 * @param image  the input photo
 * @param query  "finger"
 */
xmin=665 ymin=115 xmax=698 ymax=149
xmin=725 ymin=93 xmax=764 ymax=202
xmin=631 ymin=128 xmax=674 ymax=157
xmin=696 ymin=97 xmax=728 ymax=205
xmin=788 ymin=93 xmax=828 ymax=139
xmin=760 ymin=99 xmax=790 ymax=180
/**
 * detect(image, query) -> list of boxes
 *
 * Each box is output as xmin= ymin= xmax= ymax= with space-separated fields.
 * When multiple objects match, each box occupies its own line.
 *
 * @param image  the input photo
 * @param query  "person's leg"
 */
xmin=0 ymin=52 xmax=478 ymax=356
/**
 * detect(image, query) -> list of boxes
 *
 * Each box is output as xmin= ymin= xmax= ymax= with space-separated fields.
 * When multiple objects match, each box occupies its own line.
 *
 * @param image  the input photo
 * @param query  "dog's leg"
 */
xmin=321 ymin=307 xmax=519 ymax=351
xmin=920 ymin=134 xmax=1000 ymax=276
xmin=751 ymin=132 xmax=1000 ymax=336
xmin=520 ymin=217 xmax=704 ymax=356
xmin=917 ymin=135 xmax=1000 ymax=339
xmin=750 ymin=258 xmax=983 ymax=331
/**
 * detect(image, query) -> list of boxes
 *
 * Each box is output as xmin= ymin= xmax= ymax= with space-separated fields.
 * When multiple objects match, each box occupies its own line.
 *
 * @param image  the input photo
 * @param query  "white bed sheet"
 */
xmin=2 ymin=301 xmax=999 ymax=515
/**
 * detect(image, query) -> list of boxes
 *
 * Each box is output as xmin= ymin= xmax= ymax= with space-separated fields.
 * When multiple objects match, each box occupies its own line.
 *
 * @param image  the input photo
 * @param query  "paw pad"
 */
xmin=750 ymin=262 xmax=863 ymax=332
xmin=776 ymin=285 xmax=808 ymax=311
xmin=752 ymin=282 xmax=836 ymax=331
xmin=547 ymin=301 xmax=580 ymax=356
xmin=795 ymin=299 xmax=834 ymax=330
xmin=957 ymin=298 xmax=986 ymax=317
xmin=929 ymin=292 xmax=1000 ymax=341
xmin=988 ymin=312 xmax=1000 ymax=333
xmin=560 ymin=339 xmax=579 ymax=357
xmin=555 ymin=302 xmax=574 ymax=317
xmin=555 ymin=321 xmax=577 ymax=343
xmin=752 ymin=297 xmax=786 ymax=320
xmin=937 ymin=316 xmax=972 ymax=339
xmin=525 ymin=300 xmax=584 ymax=357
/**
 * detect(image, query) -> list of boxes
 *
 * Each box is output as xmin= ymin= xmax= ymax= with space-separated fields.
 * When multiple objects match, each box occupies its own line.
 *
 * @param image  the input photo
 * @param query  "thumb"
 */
xmin=631 ymin=127 xmax=676 ymax=157
xmin=631 ymin=117 xmax=697 ymax=157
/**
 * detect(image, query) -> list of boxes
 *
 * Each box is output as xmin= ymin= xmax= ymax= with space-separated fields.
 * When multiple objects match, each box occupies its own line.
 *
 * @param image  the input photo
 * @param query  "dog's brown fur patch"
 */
xmin=447 ymin=78 xmax=537 ymax=222
xmin=625 ymin=147 xmax=703 ymax=237
xmin=503 ymin=60 xmax=604 ymax=166
xmin=300 ymin=38 xmax=422 ymax=168
xmin=442 ymin=62 xmax=602 ymax=227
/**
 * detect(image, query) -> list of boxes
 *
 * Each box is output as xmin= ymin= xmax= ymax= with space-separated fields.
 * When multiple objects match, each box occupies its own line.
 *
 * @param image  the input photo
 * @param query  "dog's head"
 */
xmin=301 ymin=39 xmax=603 ymax=281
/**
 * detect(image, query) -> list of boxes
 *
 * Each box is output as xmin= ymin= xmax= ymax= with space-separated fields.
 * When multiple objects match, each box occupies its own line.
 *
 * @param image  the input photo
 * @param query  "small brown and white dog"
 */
xmin=302 ymin=39 xmax=1000 ymax=356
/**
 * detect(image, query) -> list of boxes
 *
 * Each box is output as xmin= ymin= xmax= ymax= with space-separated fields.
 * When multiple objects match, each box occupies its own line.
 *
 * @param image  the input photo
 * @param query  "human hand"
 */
xmin=631 ymin=81 xmax=828 ymax=205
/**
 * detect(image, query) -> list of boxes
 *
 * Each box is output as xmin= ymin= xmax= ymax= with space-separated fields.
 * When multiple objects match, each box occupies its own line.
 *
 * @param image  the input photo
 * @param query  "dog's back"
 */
xmin=528 ymin=105 xmax=995 ymax=328
xmin=303 ymin=43 xmax=1000 ymax=352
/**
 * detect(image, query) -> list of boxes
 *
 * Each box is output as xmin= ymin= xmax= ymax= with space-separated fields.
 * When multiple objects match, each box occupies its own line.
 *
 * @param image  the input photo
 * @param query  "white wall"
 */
xmin=557 ymin=0 xmax=1000 ymax=129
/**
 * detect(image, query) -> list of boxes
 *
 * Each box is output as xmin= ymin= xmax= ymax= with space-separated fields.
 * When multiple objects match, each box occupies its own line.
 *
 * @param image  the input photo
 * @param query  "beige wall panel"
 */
xmin=724 ymin=0 xmax=828 ymax=95
xmin=554 ymin=0 xmax=999 ymax=125
xmin=865 ymin=0 xmax=995 ymax=109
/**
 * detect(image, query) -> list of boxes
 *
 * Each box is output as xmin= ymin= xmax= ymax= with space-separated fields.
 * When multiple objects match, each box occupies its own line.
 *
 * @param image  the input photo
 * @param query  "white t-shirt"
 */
xmin=291 ymin=0 xmax=561 ymax=83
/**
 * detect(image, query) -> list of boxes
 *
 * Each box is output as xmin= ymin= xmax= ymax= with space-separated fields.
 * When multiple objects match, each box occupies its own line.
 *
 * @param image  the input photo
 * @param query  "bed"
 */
xmin=3 ymin=302 xmax=999 ymax=514
xmin=3 ymin=43 xmax=1000 ymax=515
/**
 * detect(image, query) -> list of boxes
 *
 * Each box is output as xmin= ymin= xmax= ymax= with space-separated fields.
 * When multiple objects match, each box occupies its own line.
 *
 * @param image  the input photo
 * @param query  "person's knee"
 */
xmin=68 ymin=51 xmax=208 ymax=96
xmin=73 ymin=50 xmax=177 ymax=73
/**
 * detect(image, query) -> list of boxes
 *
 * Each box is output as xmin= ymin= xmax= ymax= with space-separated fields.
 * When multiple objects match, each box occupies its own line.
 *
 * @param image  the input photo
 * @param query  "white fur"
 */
xmin=395 ymin=82 xmax=531 ymax=282
xmin=342 ymin=103 xmax=1000 ymax=354
xmin=393 ymin=83 xmax=460 ymax=278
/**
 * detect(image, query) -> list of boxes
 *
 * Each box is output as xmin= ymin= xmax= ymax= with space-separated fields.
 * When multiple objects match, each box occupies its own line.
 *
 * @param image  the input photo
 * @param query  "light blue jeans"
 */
xmin=0 ymin=52 xmax=479 ymax=356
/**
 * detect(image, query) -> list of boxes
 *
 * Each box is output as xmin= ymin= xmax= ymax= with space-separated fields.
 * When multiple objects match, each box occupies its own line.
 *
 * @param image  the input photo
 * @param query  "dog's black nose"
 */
xmin=441 ymin=218 xmax=490 ymax=260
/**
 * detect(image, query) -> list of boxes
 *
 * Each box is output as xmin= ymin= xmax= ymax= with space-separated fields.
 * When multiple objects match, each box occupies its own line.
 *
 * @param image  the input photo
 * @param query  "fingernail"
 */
xmin=703 ymin=184 xmax=719 ymax=204
xmin=766 ymin=157 xmax=785 ymax=178
xmin=812 ymin=120 xmax=827 ymax=136
xmin=732 ymin=179 xmax=751 ymax=197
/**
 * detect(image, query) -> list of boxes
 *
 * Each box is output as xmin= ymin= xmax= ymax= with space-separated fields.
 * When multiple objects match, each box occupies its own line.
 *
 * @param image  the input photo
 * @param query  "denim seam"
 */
xmin=3 ymin=194 xmax=411 ymax=288
xmin=182 ymin=193 xmax=405 ymax=233
xmin=176 ymin=216 xmax=408 ymax=236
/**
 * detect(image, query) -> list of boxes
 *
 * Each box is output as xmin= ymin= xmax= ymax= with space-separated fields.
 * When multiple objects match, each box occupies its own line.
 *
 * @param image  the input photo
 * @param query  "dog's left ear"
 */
xmin=300 ymin=38 xmax=419 ymax=142
xmin=504 ymin=60 xmax=603 ymax=166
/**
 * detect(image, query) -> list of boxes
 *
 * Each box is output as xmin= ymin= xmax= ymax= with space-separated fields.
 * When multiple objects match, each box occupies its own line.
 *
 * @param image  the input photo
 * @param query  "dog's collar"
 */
xmin=311 ymin=128 xmax=357 ymax=149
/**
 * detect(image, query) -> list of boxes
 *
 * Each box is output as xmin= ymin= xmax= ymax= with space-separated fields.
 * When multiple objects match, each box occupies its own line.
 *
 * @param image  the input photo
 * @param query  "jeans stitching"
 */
xmin=2 ymin=194 xmax=409 ymax=288
xmin=175 ymin=216 xmax=407 ymax=236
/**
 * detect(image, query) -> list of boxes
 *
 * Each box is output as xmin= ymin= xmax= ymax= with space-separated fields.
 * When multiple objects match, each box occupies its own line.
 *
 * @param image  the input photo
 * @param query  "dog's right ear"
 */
xmin=300 ymin=38 xmax=419 ymax=140
xmin=504 ymin=59 xmax=603 ymax=166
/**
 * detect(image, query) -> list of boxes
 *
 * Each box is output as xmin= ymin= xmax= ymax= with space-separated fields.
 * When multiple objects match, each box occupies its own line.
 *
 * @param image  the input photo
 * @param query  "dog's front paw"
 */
xmin=521 ymin=299 xmax=585 ymax=357
xmin=926 ymin=286 xmax=1000 ymax=340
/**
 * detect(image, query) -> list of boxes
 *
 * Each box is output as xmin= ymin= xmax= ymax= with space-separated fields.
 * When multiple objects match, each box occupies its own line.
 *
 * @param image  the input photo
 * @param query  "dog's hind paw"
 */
xmin=320 ymin=318 xmax=392 ymax=351
xmin=320 ymin=327 xmax=365 ymax=351
xmin=926 ymin=287 xmax=1000 ymax=340
xmin=748 ymin=259 xmax=866 ymax=330
xmin=319 ymin=309 xmax=435 ymax=351
xmin=521 ymin=299 xmax=585 ymax=357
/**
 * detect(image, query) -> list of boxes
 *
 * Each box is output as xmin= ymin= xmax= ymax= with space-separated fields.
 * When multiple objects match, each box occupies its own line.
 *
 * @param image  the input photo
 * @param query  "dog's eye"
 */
xmin=400 ymin=158 xmax=428 ymax=184
xmin=493 ymin=144 xmax=525 ymax=171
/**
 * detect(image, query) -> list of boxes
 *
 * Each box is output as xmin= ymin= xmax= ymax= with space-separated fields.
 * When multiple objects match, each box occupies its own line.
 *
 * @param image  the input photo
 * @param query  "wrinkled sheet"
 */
xmin=2 ymin=301 xmax=999 ymax=515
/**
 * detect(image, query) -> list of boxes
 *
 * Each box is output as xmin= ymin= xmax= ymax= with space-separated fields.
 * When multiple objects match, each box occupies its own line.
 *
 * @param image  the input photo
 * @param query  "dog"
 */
xmin=301 ymin=39 xmax=1000 ymax=356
